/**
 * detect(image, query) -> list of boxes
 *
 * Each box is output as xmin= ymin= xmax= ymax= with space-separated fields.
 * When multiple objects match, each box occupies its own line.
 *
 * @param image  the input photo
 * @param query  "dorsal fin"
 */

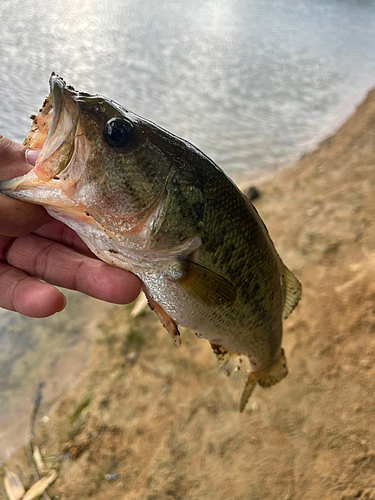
xmin=282 ymin=263 xmax=302 ymax=319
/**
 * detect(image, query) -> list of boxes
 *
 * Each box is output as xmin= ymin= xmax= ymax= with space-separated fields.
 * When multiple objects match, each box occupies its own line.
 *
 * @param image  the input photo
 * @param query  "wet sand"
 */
xmin=1 ymin=88 xmax=375 ymax=499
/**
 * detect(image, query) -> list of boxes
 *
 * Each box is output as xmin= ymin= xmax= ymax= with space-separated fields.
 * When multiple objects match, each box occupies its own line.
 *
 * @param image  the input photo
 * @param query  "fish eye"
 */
xmin=103 ymin=117 xmax=134 ymax=149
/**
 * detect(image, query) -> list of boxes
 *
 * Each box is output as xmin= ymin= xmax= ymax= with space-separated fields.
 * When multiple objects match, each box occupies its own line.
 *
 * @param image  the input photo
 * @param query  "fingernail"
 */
xmin=25 ymin=149 xmax=40 ymax=166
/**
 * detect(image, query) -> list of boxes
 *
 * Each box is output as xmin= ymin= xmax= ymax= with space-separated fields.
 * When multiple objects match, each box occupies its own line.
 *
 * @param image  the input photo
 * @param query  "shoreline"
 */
xmin=234 ymin=82 xmax=375 ymax=188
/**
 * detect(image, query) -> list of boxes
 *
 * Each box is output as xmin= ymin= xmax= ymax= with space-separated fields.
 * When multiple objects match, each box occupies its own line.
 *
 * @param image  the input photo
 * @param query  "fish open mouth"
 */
xmin=24 ymin=73 xmax=79 ymax=182
xmin=0 ymin=74 xmax=82 ymax=207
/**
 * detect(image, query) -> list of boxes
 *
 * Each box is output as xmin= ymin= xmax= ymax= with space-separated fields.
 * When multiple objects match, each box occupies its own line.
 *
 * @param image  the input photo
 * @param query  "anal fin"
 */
xmin=145 ymin=293 xmax=181 ymax=346
xmin=210 ymin=343 xmax=242 ymax=376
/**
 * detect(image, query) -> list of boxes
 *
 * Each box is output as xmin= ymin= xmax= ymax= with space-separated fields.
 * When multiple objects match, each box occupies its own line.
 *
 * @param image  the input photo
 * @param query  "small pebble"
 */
xmin=244 ymin=186 xmax=261 ymax=202
xmin=105 ymin=473 xmax=120 ymax=482
xmin=359 ymin=359 xmax=371 ymax=369
xmin=126 ymin=352 xmax=138 ymax=363
xmin=162 ymin=384 xmax=171 ymax=395
xmin=251 ymin=401 xmax=260 ymax=413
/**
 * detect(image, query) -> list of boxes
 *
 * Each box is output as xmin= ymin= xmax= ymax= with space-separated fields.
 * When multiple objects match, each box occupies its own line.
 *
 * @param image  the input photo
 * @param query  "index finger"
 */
xmin=33 ymin=220 xmax=95 ymax=258
xmin=7 ymin=233 xmax=142 ymax=304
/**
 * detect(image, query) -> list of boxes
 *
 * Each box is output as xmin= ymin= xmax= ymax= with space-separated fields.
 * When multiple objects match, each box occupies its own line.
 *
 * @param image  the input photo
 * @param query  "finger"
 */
xmin=25 ymin=149 xmax=39 ymax=166
xmin=0 ymin=136 xmax=50 ymax=236
xmin=7 ymin=233 xmax=141 ymax=304
xmin=0 ymin=262 xmax=66 ymax=317
xmin=33 ymin=220 xmax=95 ymax=257
xmin=0 ymin=193 xmax=51 ymax=236
xmin=0 ymin=136 xmax=33 ymax=177
xmin=0 ymin=235 xmax=15 ymax=260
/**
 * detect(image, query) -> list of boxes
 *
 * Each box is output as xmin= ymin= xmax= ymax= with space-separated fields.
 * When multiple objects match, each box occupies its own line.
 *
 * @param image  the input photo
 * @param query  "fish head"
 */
xmin=1 ymin=74 xmax=172 ymax=234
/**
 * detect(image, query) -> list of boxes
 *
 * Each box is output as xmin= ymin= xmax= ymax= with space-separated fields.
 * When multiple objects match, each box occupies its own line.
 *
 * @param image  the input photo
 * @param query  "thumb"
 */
xmin=0 ymin=135 xmax=39 ymax=179
xmin=0 ymin=135 xmax=50 ymax=236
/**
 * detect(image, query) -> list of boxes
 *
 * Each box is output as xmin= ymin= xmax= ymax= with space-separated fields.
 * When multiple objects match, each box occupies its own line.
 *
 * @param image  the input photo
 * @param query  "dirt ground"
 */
xmin=2 ymin=88 xmax=375 ymax=500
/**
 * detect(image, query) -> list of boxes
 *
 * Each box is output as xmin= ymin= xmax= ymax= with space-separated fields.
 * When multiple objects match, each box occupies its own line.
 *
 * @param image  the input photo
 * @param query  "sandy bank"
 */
xmin=2 ymin=88 xmax=375 ymax=500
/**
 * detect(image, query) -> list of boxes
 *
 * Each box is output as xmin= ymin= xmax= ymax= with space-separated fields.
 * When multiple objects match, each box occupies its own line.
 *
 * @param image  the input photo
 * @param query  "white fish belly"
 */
xmin=140 ymin=270 xmax=281 ymax=370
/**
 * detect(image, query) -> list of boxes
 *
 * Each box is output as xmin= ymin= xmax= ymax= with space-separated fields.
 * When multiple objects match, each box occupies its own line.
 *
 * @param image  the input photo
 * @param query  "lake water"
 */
xmin=1 ymin=0 xmax=375 ymax=181
xmin=0 ymin=0 xmax=375 ymax=463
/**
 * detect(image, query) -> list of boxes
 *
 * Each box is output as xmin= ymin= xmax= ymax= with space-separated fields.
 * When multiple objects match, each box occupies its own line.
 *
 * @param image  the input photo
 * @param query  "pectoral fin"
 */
xmin=176 ymin=261 xmax=237 ymax=307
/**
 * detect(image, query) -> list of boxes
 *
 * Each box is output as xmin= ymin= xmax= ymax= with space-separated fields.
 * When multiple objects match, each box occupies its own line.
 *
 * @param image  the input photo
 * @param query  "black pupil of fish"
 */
xmin=104 ymin=118 xmax=134 ymax=148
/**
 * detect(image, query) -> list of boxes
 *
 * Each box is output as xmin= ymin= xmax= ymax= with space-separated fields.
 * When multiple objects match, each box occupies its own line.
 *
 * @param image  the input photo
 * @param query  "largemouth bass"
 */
xmin=0 ymin=74 xmax=301 ymax=411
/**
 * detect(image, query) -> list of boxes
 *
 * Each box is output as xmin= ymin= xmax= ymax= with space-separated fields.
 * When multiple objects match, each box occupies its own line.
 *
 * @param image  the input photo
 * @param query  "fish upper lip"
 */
xmin=34 ymin=74 xmax=79 ymax=176
xmin=48 ymin=74 xmax=65 ymax=139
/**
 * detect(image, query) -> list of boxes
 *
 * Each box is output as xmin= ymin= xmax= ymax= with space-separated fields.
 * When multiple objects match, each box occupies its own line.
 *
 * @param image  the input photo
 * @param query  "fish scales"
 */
xmin=179 ymin=148 xmax=283 ymax=363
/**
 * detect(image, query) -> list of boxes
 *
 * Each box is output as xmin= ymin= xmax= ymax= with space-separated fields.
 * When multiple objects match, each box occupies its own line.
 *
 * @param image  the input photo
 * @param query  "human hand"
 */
xmin=0 ymin=136 xmax=141 ymax=318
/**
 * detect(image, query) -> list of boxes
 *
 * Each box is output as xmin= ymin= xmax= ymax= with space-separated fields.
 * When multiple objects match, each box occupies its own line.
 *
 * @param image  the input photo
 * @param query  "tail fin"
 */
xmin=239 ymin=349 xmax=288 ymax=412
